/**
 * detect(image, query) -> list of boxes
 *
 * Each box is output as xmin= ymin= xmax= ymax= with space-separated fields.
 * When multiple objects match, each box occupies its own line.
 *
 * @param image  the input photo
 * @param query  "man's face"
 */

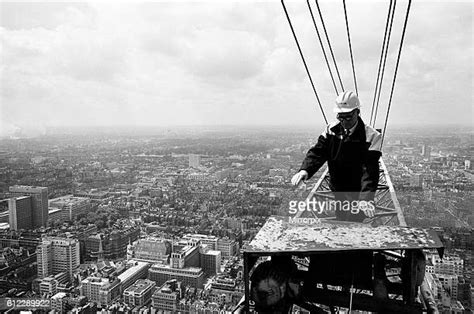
xmin=252 ymin=278 xmax=285 ymax=308
xmin=337 ymin=109 xmax=358 ymax=130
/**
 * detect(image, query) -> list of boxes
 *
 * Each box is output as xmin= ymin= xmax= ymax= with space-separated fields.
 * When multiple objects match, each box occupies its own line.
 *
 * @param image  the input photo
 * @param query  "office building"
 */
xmin=201 ymin=250 xmax=221 ymax=276
xmin=182 ymin=234 xmax=237 ymax=258
xmin=189 ymin=154 xmax=201 ymax=168
xmin=437 ymin=274 xmax=459 ymax=300
xmin=85 ymin=225 xmax=140 ymax=260
xmin=148 ymin=264 xmax=204 ymax=289
xmin=410 ymin=174 xmax=423 ymax=187
xmin=49 ymin=195 xmax=91 ymax=221
xmin=209 ymin=277 xmax=241 ymax=304
xmin=127 ymin=237 xmax=171 ymax=263
xmin=37 ymin=236 xmax=80 ymax=283
xmin=430 ymin=255 xmax=464 ymax=276
xmin=122 ymin=279 xmax=156 ymax=307
xmin=216 ymin=238 xmax=239 ymax=258
xmin=152 ymin=279 xmax=182 ymax=311
xmin=170 ymin=243 xmax=200 ymax=269
xmin=10 ymin=185 xmax=48 ymax=228
xmin=183 ymin=234 xmax=218 ymax=250
xmin=421 ymin=145 xmax=431 ymax=159
xmin=117 ymin=260 xmax=150 ymax=291
xmin=51 ymin=292 xmax=68 ymax=313
xmin=39 ymin=276 xmax=58 ymax=296
xmin=80 ymin=277 xmax=121 ymax=308
xmin=8 ymin=196 xmax=32 ymax=230
xmin=37 ymin=241 xmax=52 ymax=279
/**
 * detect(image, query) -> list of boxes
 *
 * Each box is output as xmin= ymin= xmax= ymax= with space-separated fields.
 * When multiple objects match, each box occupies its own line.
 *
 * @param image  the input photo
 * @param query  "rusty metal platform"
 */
xmin=245 ymin=216 xmax=443 ymax=254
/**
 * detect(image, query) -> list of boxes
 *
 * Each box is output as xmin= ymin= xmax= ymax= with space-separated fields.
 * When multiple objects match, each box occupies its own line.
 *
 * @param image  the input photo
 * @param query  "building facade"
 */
xmin=49 ymin=195 xmax=91 ymax=221
xmin=10 ymin=185 xmax=48 ymax=228
xmin=122 ymin=279 xmax=156 ymax=307
xmin=189 ymin=154 xmax=201 ymax=168
xmin=81 ymin=277 xmax=120 ymax=308
xmin=201 ymin=250 xmax=221 ymax=277
xmin=152 ymin=279 xmax=182 ymax=311
xmin=148 ymin=264 xmax=204 ymax=289
xmin=36 ymin=236 xmax=80 ymax=283
xmin=127 ymin=237 xmax=171 ymax=264
xmin=8 ymin=196 xmax=32 ymax=230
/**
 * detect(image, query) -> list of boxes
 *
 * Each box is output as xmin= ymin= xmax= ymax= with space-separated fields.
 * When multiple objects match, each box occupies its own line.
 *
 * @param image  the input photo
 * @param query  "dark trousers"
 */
xmin=334 ymin=191 xmax=367 ymax=222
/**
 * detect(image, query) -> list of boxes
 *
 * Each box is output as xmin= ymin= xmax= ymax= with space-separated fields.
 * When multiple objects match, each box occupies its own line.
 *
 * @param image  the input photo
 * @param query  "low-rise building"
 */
xmin=117 ymin=260 xmax=150 ymax=291
xmin=148 ymin=263 xmax=204 ymax=289
xmin=152 ymin=279 xmax=182 ymax=312
xmin=51 ymin=292 xmax=68 ymax=313
xmin=80 ymin=276 xmax=121 ymax=308
xmin=122 ymin=279 xmax=156 ymax=307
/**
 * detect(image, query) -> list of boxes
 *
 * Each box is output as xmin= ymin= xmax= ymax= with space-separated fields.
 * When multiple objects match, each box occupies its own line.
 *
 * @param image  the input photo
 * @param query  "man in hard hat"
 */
xmin=291 ymin=91 xmax=382 ymax=222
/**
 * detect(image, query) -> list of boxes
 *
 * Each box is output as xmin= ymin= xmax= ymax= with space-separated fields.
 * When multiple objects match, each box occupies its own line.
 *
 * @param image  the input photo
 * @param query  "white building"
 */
xmin=430 ymin=255 xmax=463 ymax=276
xmin=37 ymin=236 xmax=80 ymax=283
xmin=49 ymin=195 xmax=91 ymax=221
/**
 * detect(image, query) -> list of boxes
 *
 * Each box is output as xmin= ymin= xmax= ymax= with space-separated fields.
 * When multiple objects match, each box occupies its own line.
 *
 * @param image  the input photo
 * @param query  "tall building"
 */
xmin=430 ymin=255 xmax=464 ymax=276
xmin=37 ymin=241 xmax=52 ymax=279
xmin=410 ymin=174 xmax=423 ymax=187
xmin=437 ymin=274 xmax=459 ymax=300
xmin=201 ymin=250 xmax=221 ymax=276
xmin=421 ymin=145 xmax=431 ymax=159
xmin=170 ymin=243 xmax=200 ymax=269
xmin=8 ymin=196 xmax=32 ymax=230
xmin=10 ymin=185 xmax=48 ymax=228
xmin=189 ymin=154 xmax=201 ymax=168
xmin=36 ymin=236 xmax=80 ymax=283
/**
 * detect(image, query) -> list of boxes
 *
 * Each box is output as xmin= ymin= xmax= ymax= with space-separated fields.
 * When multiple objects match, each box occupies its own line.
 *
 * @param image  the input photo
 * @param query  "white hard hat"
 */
xmin=334 ymin=91 xmax=360 ymax=113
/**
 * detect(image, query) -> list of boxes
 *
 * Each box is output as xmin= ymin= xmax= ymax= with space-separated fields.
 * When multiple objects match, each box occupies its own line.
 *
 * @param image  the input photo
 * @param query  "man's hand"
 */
xmin=291 ymin=170 xmax=308 ymax=186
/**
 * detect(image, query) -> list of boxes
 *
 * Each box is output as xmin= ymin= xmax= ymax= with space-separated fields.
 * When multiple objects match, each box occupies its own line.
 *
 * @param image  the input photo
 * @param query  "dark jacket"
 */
xmin=299 ymin=117 xmax=382 ymax=201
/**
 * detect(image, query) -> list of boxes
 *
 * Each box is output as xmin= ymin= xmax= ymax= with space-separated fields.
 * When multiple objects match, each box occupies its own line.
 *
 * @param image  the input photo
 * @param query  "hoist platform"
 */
xmin=234 ymin=159 xmax=444 ymax=313
xmin=237 ymin=216 xmax=443 ymax=313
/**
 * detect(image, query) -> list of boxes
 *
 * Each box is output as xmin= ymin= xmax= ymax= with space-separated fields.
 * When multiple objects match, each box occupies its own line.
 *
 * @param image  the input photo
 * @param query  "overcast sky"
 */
xmin=0 ymin=1 xmax=472 ymax=136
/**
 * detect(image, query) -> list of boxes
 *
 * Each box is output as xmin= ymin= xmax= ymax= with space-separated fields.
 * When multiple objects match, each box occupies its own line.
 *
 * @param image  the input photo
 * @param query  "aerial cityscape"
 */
xmin=0 ymin=125 xmax=471 ymax=312
xmin=1 ymin=1 xmax=472 ymax=313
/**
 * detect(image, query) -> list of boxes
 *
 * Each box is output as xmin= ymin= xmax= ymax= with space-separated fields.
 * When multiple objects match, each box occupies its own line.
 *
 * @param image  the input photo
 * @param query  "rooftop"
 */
xmin=123 ymin=279 xmax=155 ymax=295
xmin=10 ymin=185 xmax=48 ymax=191
xmin=49 ymin=195 xmax=89 ymax=207
xmin=205 ymin=250 xmax=221 ymax=256
xmin=51 ymin=292 xmax=68 ymax=299
xmin=117 ymin=261 xmax=150 ymax=282
xmin=82 ymin=276 xmax=110 ymax=285
xmin=150 ymin=263 xmax=203 ymax=273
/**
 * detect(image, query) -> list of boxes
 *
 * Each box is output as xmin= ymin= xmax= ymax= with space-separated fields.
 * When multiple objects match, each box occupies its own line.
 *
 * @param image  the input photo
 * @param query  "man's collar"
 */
xmin=346 ymin=120 xmax=359 ymax=136
xmin=331 ymin=117 xmax=362 ymax=136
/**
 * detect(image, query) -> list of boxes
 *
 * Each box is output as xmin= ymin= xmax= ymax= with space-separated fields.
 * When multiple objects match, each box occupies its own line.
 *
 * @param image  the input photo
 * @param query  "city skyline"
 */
xmin=0 ymin=123 xmax=471 ymax=311
xmin=1 ymin=1 xmax=472 ymax=137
